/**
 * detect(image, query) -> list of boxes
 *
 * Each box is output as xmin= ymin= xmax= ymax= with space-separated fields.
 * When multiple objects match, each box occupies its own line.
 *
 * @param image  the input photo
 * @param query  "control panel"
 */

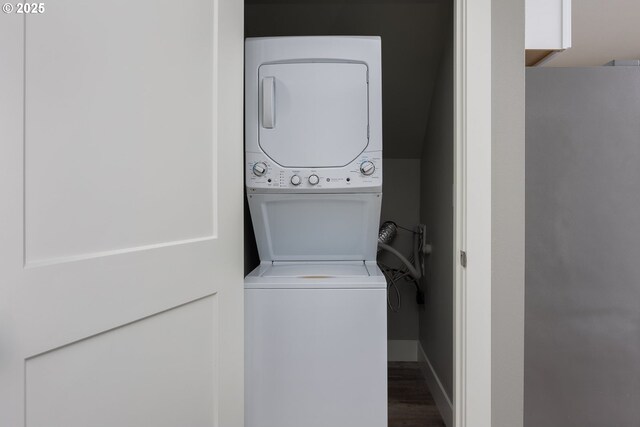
xmin=245 ymin=151 xmax=382 ymax=193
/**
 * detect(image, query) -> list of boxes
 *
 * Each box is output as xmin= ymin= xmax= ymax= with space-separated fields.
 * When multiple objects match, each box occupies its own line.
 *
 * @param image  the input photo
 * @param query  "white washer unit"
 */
xmin=245 ymin=37 xmax=387 ymax=427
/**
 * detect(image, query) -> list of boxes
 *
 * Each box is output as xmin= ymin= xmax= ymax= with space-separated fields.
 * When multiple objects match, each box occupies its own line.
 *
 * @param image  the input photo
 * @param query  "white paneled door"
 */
xmin=0 ymin=0 xmax=244 ymax=425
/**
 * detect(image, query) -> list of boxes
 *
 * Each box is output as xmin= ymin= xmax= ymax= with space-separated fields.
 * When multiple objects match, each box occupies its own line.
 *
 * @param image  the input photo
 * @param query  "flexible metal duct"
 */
xmin=377 ymin=221 xmax=397 ymax=251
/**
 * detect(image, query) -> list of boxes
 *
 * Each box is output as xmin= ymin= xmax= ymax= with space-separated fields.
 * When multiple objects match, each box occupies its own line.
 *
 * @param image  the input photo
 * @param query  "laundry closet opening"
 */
xmin=243 ymin=1 xmax=455 ymax=426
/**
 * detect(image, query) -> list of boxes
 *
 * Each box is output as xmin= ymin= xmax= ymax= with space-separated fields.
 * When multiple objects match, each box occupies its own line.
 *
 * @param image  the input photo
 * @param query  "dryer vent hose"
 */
xmin=377 ymin=221 xmax=398 ymax=251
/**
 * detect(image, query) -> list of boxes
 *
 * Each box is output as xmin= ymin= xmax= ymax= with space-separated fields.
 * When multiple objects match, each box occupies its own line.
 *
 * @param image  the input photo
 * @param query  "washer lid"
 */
xmin=247 ymin=192 xmax=381 ymax=262
xmin=260 ymin=262 xmax=371 ymax=278
xmin=258 ymin=62 xmax=369 ymax=168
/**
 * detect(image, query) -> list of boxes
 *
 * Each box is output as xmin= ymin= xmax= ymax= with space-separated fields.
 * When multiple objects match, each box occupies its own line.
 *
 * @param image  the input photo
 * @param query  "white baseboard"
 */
xmin=417 ymin=341 xmax=453 ymax=427
xmin=387 ymin=340 xmax=418 ymax=362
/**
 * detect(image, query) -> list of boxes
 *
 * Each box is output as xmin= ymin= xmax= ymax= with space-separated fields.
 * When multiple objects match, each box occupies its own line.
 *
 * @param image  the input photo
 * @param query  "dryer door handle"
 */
xmin=262 ymin=77 xmax=275 ymax=129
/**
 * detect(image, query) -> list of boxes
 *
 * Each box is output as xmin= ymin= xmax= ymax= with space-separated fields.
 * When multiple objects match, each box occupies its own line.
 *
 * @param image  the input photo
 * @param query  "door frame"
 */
xmin=453 ymin=0 xmax=492 ymax=426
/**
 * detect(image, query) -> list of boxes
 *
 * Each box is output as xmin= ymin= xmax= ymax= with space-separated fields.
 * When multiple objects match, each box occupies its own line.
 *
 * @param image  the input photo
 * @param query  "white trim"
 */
xmin=561 ymin=0 xmax=572 ymax=49
xmin=387 ymin=340 xmax=418 ymax=362
xmin=454 ymin=0 xmax=492 ymax=426
xmin=418 ymin=342 xmax=453 ymax=427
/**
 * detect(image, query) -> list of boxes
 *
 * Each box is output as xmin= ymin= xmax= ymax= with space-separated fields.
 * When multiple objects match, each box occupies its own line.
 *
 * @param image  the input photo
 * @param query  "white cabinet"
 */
xmin=525 ymin=0 xmax=571 ymax=65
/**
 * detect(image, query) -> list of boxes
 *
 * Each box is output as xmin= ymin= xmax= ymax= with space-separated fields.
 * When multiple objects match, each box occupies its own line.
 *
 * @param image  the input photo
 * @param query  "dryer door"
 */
xmin=258 ymin=62 xmax=369 ymax=168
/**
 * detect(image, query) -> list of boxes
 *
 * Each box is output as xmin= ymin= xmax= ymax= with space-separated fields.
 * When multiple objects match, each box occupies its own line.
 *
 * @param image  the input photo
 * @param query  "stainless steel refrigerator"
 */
xmin=526 ymin=63 xmax=640 ymax=427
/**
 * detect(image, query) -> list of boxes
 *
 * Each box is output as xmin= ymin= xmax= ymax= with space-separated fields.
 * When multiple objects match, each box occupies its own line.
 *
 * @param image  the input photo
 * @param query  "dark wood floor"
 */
xmin=389 ymin=362 xmax=445 ymax=427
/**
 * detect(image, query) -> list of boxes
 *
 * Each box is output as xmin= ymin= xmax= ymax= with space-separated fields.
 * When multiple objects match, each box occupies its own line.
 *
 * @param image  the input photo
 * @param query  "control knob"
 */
xmin=252 ymin=162 xmax=267 ymax=177
xmin=290 ymin=175 xmax=301 ymax=186
xmin=360 ymin=161 xmax=375 ymax=176
xmin=308 ymin=174 xmax=320 ymax=185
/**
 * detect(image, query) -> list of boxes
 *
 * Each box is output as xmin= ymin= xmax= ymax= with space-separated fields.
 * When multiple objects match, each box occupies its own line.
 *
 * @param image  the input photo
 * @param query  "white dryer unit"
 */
xmin=245 ymin=36 xmax=382 ymax=197
xmin=245 ymin=37 xmax=386 ymax=427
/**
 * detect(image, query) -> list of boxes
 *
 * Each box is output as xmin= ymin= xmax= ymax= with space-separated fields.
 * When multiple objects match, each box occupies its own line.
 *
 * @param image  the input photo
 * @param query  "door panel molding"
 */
xmin=25 ymin=295 xmax=219 ymax=427
xmin=24 ymin=292 xmax=218 ymax=361
xmin=23 ymin=0 xmax=217 ymax=265
xmin=24 ymin=236 xmax=217 ymax=269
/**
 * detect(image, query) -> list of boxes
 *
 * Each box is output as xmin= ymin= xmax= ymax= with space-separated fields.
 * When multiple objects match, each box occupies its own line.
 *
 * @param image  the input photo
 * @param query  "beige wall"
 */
xmin=492 ymin=0 xmax=526 ymax=425
xmin=546 ymin=0 xmax=640 ymax=67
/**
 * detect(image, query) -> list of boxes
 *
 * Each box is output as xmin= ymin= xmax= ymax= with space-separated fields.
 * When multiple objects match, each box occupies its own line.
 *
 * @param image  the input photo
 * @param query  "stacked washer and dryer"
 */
xmin=245 ymin=37 xmax=387 ymax=427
